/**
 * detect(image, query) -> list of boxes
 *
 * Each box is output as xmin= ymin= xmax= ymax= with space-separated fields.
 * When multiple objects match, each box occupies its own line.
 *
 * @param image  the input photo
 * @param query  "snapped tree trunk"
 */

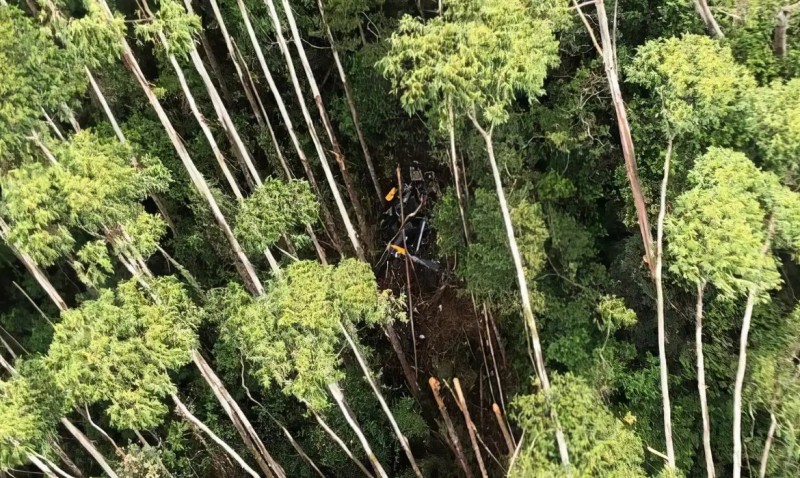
xmin=96 ymin=0 xmax=264 ymax=295
xmin=339 ymin=322 xmax=423 ymax=478
xmin=279 ymin=0 xmax=370 ymax=247
xmin=467 ymin=113 xmax=571 ymax=468
xmin=453 ymin=378 xmax=488 ymax=478
xmin=733 ymin=217 xmax=776 ymax=478
xmin=429 ymin=377 xmax=473 ymax=478
xmin=774 ymin=3 xmax=800 ymax=57
xmin=654 ymin=137 xmax=676 ymax=469
xmin=695 ymin=281 xmax=715 ymax=478
xmin=318 ymin=0 xmax=382 ymax=200
xmin=327 ymin=382 xmax=388 ymax=478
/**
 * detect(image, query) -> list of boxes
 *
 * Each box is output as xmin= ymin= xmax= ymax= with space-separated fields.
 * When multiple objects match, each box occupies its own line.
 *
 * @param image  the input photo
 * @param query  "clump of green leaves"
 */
xmin=434 ymin=188 xmax=548 ymax=308
xmin=46 ymin=277 xmax=201 ymax=429
xmin=73 ymin=240 xmax=115 ymax=289
xmin=215 ymin=259 xmax=401 ymax=411
xmin=510 ymin=373 xmax=647 ymax=477
xmin=135 ymin=0 xmax=201 ymax=59
xmin=596 ymin=295 xmax=638 ymax=334
xmin=234 ymin=178 xmax=317 ymax=253
xmin=0 ymin=359 xmax=63 ymax=471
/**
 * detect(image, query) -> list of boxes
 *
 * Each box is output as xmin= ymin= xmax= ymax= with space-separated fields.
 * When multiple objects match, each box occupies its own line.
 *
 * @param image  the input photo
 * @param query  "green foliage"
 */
xmin=215 ymin=259 xmax=401 ymax=411
xmin=1 ymin=130 xmax=170 ymax=265
xmin=746 ymin=79 xmax=800 ymax=185
xmin=135 ymin=0 xmax=201 ymax=59
xmin=380 ymin=0 xmax=566 ymax=126
xmin=50 ymin=0 xmax=126 ymax=69
xmin=73 ymin=239 xmax=114 ymax=288
xmin=596 ymin=295 xmax=638 ymax=334
xmin=627 ymin=35 xmax=755 ymax=135
xmin=117 ymin=444 xmax=172 ymax=478
xmin=46 ymin=277 xmax=201 ymax=429
xmin=0 ymin=6 xmax=84 ymax=160
xmin=0 ymin=359 xmax=62 ymax=471
xmin=510 ymin=373 xmax=647 ymax=477
xmin=234 ymin=178 xmax=317 ymax=252
xmin=434 ymin=188 xmax=548 ymax=308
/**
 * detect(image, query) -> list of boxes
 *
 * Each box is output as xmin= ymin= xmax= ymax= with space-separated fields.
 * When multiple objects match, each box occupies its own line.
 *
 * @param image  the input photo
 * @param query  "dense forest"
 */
xmin=1 ymin=0 xmax=799 ymax=476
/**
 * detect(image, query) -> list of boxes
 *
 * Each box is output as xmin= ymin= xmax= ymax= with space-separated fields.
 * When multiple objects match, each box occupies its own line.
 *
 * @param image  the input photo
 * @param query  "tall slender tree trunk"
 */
xmin=97 ymin=0 xmax=264 ymax=295
xmin=313 ymin=412 xmax=375 ymax=478
xmin=318 ymin=0 xmax=381 ymax=200
xmin=231 ymin=0 xmax=344 ymax=254
xmin=84 ymin=68 xmax=177 ymax=235
xmin=0 ymin=219 xmax=68 ymax=311
xmin=170 ymin=394 xmax=261 ymax=478
xmin=60 ymin=418 xmax=119 ymax=478
xmin=696 ymin=281 xmax=715 ymax=477
xmin=327 ymin=382 xmax=388 ymax=478
xmin=693 ymin=0 xmax=724 ymax=38
xmin=278 ymin=0 xmax=370 ymax=247
xmin=27 ymin=452 xmax=60 ymax=478
xmin=594 ymin=0 xmax=655 ymax=274
xmin=197 ymin=30 xmax=234 ymax=106
xmin=759 ymin=413 xmax=777 ymax=478
xmin=733 ymin=217 xmax=776 ymax=478
xmin=261 ymin=0 xmax=365 ymax=260
xmin=774 ymin=3 xmax=800 ymax=57
xmin=429 ymin=377 xmax=473 ymax=478
xmin=158 ymin=35 xmax=245 ymax=200
xmin=339 ymin=322 xmax=423 ymax=478
xmin=467 ymin=113 xmax=571 ymax=468
xmin=448 ymin=99 xmax=469 ymax=243
xmin=654 ymin=137 xmax=676 ymax=469
xmin=193 ymin=350 xmax=285 ymax=478
xmin=453 ymin=378 xmax=488 ymax=478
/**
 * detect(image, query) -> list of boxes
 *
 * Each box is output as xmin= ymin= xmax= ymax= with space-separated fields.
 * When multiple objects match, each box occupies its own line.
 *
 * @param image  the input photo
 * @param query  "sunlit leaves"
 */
xmin=46 ymin=277 xmax=201 ymax=429
xmin=234 ymin=178 xmax=317 ymax=253
xmin=135 ymin=0 xmax=201 ymax=60
xmin=215 ymin=259 xmax=400 ymax=410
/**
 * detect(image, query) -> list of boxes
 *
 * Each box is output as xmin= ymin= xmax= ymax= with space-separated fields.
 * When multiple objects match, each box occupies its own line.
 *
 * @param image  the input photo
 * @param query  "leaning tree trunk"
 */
xmin=759 ymin=413 xmax=778 ymax=478
xmin=84 ymin=67 xmax=177 ymax=235
xmin=192 ymin=351 xmax=285 ymax=478
xmin=448 ymin=98 xmax=470 ymax=243
xmin=733 ymin=217 xmax=776 ymax=478
xmin=231 ymin=0 xmax=344 ymax=254
xmin=278 ymin=0 xmax=370 ymax=246
xmin=695 ymin=281 xmax=716 ymax=478
xmin=467 ymin=114 xmax=570 ymax=468
xmin=339 ymin=322 xmax=423 ymax=478
xmin=313 ymin=412 xmax=375 ymax=478
xmin=96 ymin=0 xmax=264 ymax=295
xmin=654 ymin=137 xmax=677 ymax=469
xmin=170 ymin=394 xmax=260 ymax=478
xmin=327 ymin=382 xmax=388 ymax=478
xmin=318 ymin=0 xmax=382 ymax=200
xmin=155 ymin=32 xmax=245 ymax=200
xmin=693 ymin=0 xmax=724 ymax=38
xmin=594 ymin=0 xmax=655 ymax=275
xmin=261 ymin=0 xmax=365 ymax=260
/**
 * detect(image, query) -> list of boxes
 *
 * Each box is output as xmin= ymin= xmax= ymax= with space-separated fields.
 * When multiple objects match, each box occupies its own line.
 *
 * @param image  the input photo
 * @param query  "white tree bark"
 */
xmin=313 ymin=412 xmax=375 ymax=478
xmin=96 ymin=0 xmax=264 ymax=295
xmin=318 ymin=0 xmax=382 ymax=200
xmin=171 ymin=393 xmax=260 ymax=478
xmin=655 ymin=137 xmax=676 ymax=469
xmin=261 ymin=0 xmax=364 ymax=260
xmin=278 ymin=0 xmax=369 ymax=245
xmin=733 ymin=218 xmax=776 ymax=478
xmin=696 ymin=281 xmax=715 ymax=477
xmin=60 ymin=418 xmax=119 ymax=478
xmin=327 ymin=382 xmax=388 ymax=478
xmin=759 ymin=413 xmax=778 ymax=478
xmin=339 ymin=322 xmax=423 ymax=478
xmin=468 ymin=113 xmax=570 ymax=468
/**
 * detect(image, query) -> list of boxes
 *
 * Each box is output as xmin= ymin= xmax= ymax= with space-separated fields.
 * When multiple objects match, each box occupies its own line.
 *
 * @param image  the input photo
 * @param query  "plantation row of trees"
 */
xmin=1 ymin=0 xmax=799 ymax=476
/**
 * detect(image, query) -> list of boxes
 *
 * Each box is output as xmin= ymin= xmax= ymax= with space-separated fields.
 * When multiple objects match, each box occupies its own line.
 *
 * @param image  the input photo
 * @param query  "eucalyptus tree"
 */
xmin=260 ymin=0 xmax=366 ymax=259
xmin=44 ymin=277 xmax=262 ymax=478
xmin=666 ymin=149 xmax=778 ymax=477
xmin=381 ymin=0 xmax=572 ymax=466
xmin=627 ymin=35 xmax=757 ymax=474
xmin=81 ymin=0 xmax=265 ymax=294
xmin=227 ymin=0 xmax=346 ymax=255
xmin=316 ymin=0 xmax=383 ymax=199
xmin=215 ymin=259 xmax=419 ymax=477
